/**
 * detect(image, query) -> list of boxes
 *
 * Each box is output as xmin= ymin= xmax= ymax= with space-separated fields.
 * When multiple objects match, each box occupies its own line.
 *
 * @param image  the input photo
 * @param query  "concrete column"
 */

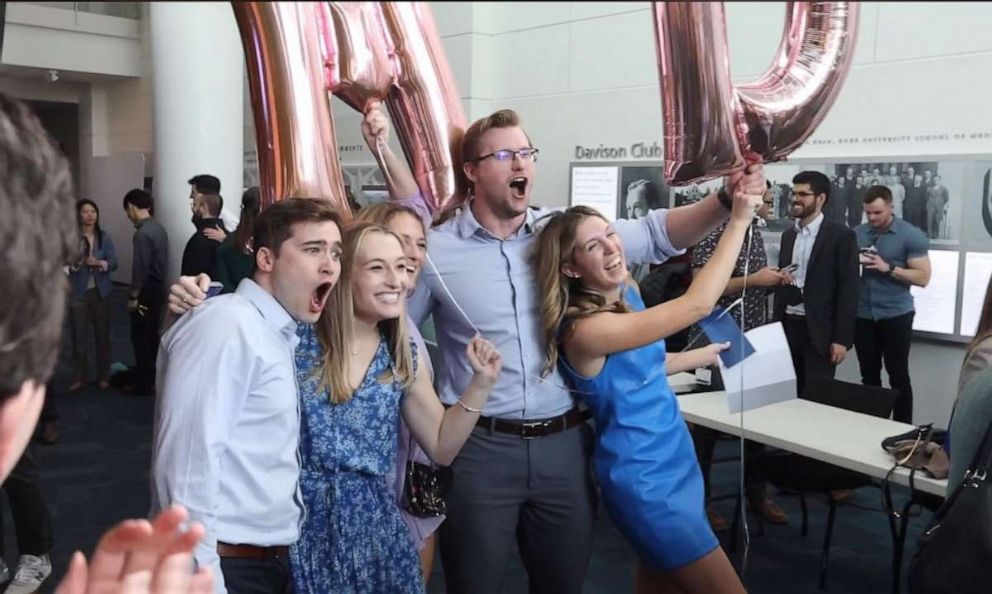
xmin=150 ymin=2 xmax=244 ymax=282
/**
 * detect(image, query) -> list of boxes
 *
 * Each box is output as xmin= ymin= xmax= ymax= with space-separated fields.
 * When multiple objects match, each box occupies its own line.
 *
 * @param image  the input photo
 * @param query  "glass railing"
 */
xmin=15 ymin=2 xmax=140 ymax=20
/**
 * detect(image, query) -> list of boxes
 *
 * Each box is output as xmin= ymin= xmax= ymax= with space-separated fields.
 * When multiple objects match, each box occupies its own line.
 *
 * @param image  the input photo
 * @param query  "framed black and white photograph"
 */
xmin=617 ymin=165 xmax=668 ymax=220
xmin=669 ymin=177 xmax=723 ymax=208
xmin=807 ymin=160 xmax=962 ymax=243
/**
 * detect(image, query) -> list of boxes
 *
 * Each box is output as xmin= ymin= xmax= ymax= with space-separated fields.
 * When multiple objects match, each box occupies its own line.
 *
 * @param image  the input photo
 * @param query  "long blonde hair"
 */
xmin=315 ymin=221 xmax=414 ymax=404
xmin=533 ymin=206 xmax=634 ymax=377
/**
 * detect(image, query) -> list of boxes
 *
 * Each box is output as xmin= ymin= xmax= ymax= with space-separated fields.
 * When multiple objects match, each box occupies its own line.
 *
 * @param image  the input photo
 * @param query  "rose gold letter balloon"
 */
xmin=654 ymin=2 xmax=859 ymax=185
xmin=322 ymin=2 xmax=396 ymax=113
xmin=232 ymin=2 xmax=349 ymax=214
xmin=382 ymin=2 xmax=468 ymax=212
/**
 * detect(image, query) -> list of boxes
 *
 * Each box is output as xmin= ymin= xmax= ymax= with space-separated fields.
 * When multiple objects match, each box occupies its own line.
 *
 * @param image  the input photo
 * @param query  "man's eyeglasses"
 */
xmin=474 ymin=148 xmax=540 ymax=163
xmin=794 ymin=191 xmax=818 ymax=198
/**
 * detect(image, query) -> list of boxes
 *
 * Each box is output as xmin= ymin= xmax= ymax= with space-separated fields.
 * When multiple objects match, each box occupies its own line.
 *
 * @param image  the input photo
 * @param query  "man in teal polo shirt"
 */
xmin=854 ymin=185 xmax=932 ymax=423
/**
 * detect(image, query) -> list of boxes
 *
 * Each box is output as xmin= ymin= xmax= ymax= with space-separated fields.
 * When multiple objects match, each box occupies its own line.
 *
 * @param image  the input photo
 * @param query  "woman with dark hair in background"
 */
xmin=949 ymin=274 xmax=992 ymax=488
xmin=68 ymin=199 xmax=118 ymax=391
xmin=214 ymin=186 xmax=260 ymax=294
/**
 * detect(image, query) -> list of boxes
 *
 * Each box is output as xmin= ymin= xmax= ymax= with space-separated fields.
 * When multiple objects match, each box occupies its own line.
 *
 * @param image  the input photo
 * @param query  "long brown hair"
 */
xmin=315 ymin=221 xmax=413 ymax=403
xmin=232 ymin=187 xmax=261 ymax=254
xmin=533 ymin=206 xmax=634 ymax=377
xmin=968 ymin=273 xmax=992 ymax=358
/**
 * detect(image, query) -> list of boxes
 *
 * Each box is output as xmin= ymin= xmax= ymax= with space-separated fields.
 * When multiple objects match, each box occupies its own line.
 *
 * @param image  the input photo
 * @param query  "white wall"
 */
xmin=1 ymin=2 xmax=141 ymax=77
xmin=426 ymin=2 xmax=992 ymax=207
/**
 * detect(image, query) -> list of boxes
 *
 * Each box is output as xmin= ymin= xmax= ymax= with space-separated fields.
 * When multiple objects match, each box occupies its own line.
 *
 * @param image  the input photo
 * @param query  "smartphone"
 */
xmin=205 ymin=281 xmax=224 ymax=299
xmin=782 ymin=263 xmax=799 ymax=273
xmin=859 ymin=245 xmax=879 ymax=265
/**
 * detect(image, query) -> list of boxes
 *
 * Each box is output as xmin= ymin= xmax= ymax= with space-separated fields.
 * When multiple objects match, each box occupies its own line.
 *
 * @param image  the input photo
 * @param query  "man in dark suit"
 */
xmin=775 ymin=171 xmax=860 ymax=396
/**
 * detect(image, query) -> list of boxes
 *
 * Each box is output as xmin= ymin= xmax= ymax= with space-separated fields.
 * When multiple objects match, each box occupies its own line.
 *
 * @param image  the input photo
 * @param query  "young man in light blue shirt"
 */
xmin=396 ymin=109 xmax=767 ymax=594
xmin=151 ymin=198 xmax=343 ymax=594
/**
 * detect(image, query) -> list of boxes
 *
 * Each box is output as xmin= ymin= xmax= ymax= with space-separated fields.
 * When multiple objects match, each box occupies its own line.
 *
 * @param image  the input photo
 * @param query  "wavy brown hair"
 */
xmin=533 ymin=206 xmax=634 ymax=377
xmin=315 ymin=221 xmax=413 ymax=404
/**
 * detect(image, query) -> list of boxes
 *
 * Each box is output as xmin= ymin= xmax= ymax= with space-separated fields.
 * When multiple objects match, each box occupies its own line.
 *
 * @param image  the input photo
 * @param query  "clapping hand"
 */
xmin=55 ymin=506 xmax=213 ymax=594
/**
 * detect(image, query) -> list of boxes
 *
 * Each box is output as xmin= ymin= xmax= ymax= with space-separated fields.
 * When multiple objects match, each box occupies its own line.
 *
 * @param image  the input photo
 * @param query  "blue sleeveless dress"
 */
xmin=559 ymin=287 xmax=718 ymax=571
xmin=289 ymin=324 xmax=424 ymax=593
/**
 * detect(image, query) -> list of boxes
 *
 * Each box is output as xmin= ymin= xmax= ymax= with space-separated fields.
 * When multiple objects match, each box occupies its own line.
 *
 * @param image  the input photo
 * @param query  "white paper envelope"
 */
xmin=718 ymin=322 xmax=798 ymax=414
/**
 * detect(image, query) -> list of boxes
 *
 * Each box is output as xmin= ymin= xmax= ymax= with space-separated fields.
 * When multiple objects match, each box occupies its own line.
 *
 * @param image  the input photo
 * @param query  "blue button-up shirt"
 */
xmin=151 ymin=279 xmax=302 ymax=594
xmin=400 ymin=195 xmax=682 ymax=419
xmin=854 ymin=217 xmax=930 ymax=320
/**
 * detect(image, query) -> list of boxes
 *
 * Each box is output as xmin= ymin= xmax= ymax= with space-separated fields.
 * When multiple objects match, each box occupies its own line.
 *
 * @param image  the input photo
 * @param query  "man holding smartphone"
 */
xmin=854 ymin=185 xmax=931 ymax=423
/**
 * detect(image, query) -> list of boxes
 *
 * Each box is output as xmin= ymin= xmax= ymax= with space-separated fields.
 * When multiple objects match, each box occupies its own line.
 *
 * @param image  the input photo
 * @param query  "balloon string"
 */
xmin=423 ymin=239 xmax=747 ymax=398
xmin=424 ymin=250 xmax=481 ymax=336
xmin=375 ymin=134 xmax=396 ymax=194
xmin=737 ymin=221 xmax=755 ymax=579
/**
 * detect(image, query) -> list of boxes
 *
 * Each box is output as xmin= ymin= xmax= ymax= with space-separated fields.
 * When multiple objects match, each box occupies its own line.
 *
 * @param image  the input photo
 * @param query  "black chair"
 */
xmin=750 ymin=377 xmax=898 ymax=590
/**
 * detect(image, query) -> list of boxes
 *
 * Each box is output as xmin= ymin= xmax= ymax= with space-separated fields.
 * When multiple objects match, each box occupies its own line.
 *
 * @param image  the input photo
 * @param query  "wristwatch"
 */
xmin=885 ymin=266 xmax=896 ymax=277
xmin=717 ymin=189 xmax=734 ymax=210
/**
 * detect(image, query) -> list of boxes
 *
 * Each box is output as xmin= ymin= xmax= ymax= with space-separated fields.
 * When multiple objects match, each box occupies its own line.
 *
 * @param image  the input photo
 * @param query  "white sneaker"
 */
xmin=4 ymin=555 xmax=51 ymax=594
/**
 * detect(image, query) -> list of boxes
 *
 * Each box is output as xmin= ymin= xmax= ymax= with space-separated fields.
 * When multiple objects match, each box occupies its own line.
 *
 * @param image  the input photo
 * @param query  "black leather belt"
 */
xmin=476 ymin=407 xmax=591 ymax=439
xmin=217 ymin=542 xmax=289 ymax=559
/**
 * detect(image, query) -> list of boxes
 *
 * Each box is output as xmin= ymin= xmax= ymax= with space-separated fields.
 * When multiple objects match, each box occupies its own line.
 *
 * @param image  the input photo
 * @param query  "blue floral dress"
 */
xmin=289 ymin=324 xmax=424 ymax=593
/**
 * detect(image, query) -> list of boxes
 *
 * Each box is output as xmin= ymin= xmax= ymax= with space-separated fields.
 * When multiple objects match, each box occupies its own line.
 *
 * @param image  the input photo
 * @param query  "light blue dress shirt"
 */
xmin=399 ymin=195 xmax=682 ymax=419
xmin=786 ymin=212 xmax=824 ymax=317
xmin=151 ymin=279 xmax=303 ymax=594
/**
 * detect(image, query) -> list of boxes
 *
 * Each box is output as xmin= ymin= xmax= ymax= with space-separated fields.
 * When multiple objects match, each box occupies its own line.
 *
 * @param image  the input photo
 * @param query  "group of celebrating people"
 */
xmin=0 ymin=88 xmax=800 ymax=594
xmin=156 ymin=102 xmax=767 ymax=594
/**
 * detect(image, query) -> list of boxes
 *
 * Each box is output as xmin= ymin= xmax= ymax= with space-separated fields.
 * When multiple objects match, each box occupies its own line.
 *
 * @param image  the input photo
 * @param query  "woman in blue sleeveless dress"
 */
xmin=291 ymin=221 xmax=502 ymax=594
xmin=533 ymin=192 xmax=761 ymax=593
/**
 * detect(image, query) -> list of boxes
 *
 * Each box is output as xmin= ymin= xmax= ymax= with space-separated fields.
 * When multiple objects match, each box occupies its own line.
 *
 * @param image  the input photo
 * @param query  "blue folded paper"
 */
xmin=698 ymin=307 xmax=756 ymax=367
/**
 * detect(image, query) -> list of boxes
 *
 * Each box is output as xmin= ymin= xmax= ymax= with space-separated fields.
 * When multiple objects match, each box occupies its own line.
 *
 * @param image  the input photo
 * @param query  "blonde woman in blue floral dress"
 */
xmin=290 ymin=221 xmax=502 ymax=593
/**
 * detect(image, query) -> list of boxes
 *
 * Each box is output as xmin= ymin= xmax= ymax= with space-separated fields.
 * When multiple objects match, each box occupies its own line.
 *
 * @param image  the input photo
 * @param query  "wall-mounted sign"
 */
xmin=574 ymin=142 xmax=663 ymax=160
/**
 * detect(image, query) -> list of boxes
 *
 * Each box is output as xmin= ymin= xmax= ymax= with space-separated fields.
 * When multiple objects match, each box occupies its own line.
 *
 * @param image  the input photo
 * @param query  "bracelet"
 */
xmin=455 ymin=399 xmax=482 ymax=414
xmin=717 ymin=189 xmax=734 ymax=210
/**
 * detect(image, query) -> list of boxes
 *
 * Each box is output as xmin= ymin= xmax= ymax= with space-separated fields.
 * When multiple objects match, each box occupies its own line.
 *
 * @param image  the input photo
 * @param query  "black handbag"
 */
xmin=908 ymin=419 xmax=992 ymax=593
xmin=402 ymin=437 xmax=453 ymax=518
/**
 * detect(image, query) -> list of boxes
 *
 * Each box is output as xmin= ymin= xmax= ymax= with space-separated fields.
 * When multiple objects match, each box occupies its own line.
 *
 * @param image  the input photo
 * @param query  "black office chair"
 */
xmin=750 ymin=377 xmax=898 ymax=590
